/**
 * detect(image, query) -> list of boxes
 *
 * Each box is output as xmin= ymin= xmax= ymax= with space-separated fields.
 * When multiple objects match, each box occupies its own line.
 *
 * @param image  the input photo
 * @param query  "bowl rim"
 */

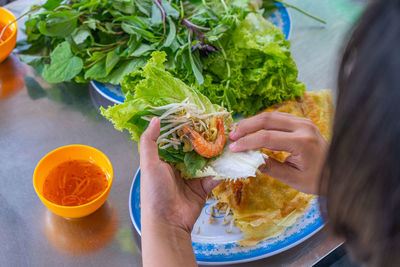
xmin=33 ymin=144 xmax=114 ymax=209
xmin=0 ymin=7 xmax=18 ymax=47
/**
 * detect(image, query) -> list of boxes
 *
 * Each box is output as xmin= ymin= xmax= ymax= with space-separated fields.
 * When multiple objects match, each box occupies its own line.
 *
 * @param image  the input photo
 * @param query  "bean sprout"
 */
xmin=142 ymin=96 xmax=231 ymax=151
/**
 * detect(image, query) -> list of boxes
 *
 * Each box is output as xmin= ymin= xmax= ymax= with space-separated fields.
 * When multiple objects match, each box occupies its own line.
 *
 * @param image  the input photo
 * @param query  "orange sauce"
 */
xmin=43 ymin=160 xmax=108 ymax=206
xmin=0 ymin=23 xmax=12 ymax=43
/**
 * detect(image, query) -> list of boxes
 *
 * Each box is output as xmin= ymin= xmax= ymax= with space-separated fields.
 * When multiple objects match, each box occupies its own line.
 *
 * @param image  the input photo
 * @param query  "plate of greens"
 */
xmin=91 ymin=2 xmax=292 ymax=106
xmin=129 ymin=169 xmax=324 ymax=265
xmin=19 ymin=0 xmax=311 ymax=116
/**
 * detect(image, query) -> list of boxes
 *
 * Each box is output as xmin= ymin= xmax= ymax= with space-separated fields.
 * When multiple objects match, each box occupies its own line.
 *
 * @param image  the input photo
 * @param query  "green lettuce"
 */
xmin=199 ymin=13 xmax=305 ymax=116
xmin=101 ymin=51 xmax=233 ymax=177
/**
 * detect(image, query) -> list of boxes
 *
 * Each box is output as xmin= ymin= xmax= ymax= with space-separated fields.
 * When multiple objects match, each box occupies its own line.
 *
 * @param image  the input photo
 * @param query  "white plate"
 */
xmin=129 ymin=168 xmax=324 ymax=265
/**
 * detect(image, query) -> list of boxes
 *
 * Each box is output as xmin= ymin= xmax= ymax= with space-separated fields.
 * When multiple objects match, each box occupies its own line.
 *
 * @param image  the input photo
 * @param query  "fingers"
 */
xmin=140 ymin=117 xmax=161 ymax=167
xmin=229 ymin=112 xmax=298 ymax=140
xmin=229 ymin=130 xmax=296 ymax=153
xmin=201 ymin=176 xmax=222 ymax=195
xmin=259 ymin=158 xmax=300 ymax=184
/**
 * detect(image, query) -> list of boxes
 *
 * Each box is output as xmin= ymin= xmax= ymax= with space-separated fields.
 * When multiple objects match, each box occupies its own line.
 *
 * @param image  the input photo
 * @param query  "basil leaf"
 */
xmin=38 ymin=11 xmax=78 ymax=37
xmin=131 ymin=44 xmax=153 ymax=57
xmin=161 ymin=0 xmax=180 ymax=19
xmin=112 ymin=0 xmax=135 ymax=14
xmin=151 ymin=2 xmax=163 ymax=25
xmin=121 ymin=21 xmax=156 ymax=41
xmin=163 ymin=16 xmax=176 ymax=47
xmin=84 ymin=57 xmax=107 ymax=80
xmin=72 ymin=26 xmax=91 ymax=44
xmin=84 ymin=19 xmax=97 ymax=30
xmin=135 ymin=0 xmax=151 ymax=16
xmin=42 ymin=0 xmax=63 ymax=10
xmin=188 ymin=44 xmax=204 ymax=85
xmin=106 ymin=50 xmax=120 ymax=75
xmin=97 ymin=58 xmax=147 ymax=85
xmin=42 ymin=42 xmax=83 ymax=83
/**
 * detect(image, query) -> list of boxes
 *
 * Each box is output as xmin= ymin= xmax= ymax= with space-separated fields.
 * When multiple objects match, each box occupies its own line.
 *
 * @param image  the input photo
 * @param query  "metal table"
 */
xmin=0 ymin=0 xmax=364 ymax=266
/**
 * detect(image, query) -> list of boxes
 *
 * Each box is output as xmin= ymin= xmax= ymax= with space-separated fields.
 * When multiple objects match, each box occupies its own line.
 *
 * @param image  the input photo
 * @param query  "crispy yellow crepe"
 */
xmin=212 ymin=90 xmax=334 ymax=245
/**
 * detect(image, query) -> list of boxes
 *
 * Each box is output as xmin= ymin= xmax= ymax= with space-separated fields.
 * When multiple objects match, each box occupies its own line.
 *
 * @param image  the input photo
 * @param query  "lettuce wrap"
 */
xmin=101 ymin=51 xmax=266 ymax=179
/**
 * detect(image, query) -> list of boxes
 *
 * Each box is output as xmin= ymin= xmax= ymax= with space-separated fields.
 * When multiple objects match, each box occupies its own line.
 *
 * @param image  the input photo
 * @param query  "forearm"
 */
xmin=141 ymin=216 xmax=197 ymax=267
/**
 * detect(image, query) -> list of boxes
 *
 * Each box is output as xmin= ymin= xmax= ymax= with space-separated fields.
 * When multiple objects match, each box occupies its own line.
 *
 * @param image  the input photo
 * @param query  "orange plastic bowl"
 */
xmin=0 ymin=7 xmax=17 ymax=63
xmin=33 ymin=145 xmax=114 ymax=219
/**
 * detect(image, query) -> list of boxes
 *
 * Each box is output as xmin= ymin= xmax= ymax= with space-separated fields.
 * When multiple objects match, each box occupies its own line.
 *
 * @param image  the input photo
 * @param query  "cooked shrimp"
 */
xmin=182 ymin=117 xmax=226 ymax=158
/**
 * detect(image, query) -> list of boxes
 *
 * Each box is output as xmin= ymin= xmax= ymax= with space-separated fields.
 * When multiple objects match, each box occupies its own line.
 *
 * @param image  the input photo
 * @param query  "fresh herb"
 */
xmin=101 ymin=51 xmax=233 ymax=178
xmin=197 ymin=13 xmax=306 ymax=115
xmin=42 ymin=41 xmax=83 ymax=83
xmin=18 ymin=0 xmax=248 ymax=85
xmin=184 ymin=151 xmax=208 ymax=177
xmin=19 ymin=0 xmax=324 ymax=115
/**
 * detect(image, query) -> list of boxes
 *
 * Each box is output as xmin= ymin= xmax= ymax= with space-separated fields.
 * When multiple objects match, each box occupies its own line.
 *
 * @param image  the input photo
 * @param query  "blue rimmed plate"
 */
xmin=129 ymin=168 xmax=324 ymax=265
xmin=91 ymin=4 xmax=292 ymax=105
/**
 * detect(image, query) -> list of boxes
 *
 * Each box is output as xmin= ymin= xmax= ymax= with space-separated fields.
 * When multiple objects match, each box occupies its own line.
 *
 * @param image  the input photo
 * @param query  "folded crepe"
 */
xmin=212 ymin=89 xmax=334 ymax=245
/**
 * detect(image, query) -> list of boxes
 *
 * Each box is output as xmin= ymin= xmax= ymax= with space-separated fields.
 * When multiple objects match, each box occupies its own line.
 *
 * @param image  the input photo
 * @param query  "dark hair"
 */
xmin=320 ymin=0 xmax=400 ymax=266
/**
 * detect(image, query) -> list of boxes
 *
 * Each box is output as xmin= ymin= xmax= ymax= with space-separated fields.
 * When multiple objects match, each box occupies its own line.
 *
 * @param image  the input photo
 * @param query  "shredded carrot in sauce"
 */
xmin=0 ymin=24 xmax=12 ymax=43
xmin=43 ymin=160 xmax=108 ymax=206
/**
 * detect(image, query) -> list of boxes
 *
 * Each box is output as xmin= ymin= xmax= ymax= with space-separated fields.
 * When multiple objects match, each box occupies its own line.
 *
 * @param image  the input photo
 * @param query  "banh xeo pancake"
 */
xmin=212 ymin=89 xmax=334 ymax=246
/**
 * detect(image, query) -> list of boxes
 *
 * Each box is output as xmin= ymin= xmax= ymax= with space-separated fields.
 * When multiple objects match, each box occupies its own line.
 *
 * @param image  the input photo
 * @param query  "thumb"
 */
xmin=201 ymin=176 xmax=222 ymax=196
xmin=140 ymin=117 xmax=160 ymax=166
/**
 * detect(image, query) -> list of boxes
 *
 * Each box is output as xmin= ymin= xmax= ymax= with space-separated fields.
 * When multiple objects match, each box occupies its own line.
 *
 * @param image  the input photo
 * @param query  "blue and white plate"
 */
xmin=129 ymin=169 xmax=324 ymax=265
xmin=91 ymin=4 xmax=292 ymax=105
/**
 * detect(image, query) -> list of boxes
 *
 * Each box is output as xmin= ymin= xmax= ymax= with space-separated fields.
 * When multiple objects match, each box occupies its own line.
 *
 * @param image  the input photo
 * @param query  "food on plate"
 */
xmin=102 ymin=51 xmax=267 ymax=179
xmin=181 ymin=117 xmax=226 ymax=159
xmin=198 ymin=12 xmax=305 ymax=116
xmin=212 ymin=89 xmax=334 ymax=245
xmin=17 ymin=0 xmax=321 ymax=116
xmin=213 ymin=173 xmax=314 ymax=246
xmin=42 ymin=160 xmax=108 ymax=206
xmin=16 ymin=0 xmax=262 ymax=86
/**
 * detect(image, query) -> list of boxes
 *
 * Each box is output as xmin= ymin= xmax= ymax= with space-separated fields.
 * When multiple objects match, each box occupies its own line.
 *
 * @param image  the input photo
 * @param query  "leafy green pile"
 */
xmin=18 ymin=0 xmax=248 ymax=85
xmin=199 ymin=13 xmax=305 ymax=115
xmin=101 ymin=51 xmax=233 ymax=177
xmin=18 ymin=0 xmax=321 ymax=115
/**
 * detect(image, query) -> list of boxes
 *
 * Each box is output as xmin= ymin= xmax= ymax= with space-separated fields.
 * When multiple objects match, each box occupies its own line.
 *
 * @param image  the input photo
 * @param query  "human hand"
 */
xmin=229 ymin=112 xmax=328 ymax=194
xmin=140 ymin=117 xmax=220 ymax=233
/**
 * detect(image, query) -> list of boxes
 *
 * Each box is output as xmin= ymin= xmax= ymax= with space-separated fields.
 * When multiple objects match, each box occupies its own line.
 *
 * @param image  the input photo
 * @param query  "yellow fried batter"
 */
xmin=212 ymin=90 xmax=334 ymax=245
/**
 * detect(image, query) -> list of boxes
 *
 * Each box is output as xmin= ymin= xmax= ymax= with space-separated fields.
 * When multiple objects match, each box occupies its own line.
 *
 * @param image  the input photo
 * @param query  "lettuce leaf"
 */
xmin=101 ymin=51 xmax=224 ymax=141
xmin=199 ymin=13 xmax=305 ymax=116
xmin=101 ymin=51 xmax=233 ymax=177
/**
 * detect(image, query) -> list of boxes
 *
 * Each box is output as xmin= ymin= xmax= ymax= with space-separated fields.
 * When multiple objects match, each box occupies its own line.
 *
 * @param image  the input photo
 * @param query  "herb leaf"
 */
xmin=72 ymin=26 xmax=91 ymax=44
xmin=38 ymin=11 xmax=78 ymax=37
xmin=42 ymin=41 xmax=83 ymax=83
xmin=164 ymin=16 xmax=176 ymax=47
xmin=184 ymin=151 xmax=207 ymax=177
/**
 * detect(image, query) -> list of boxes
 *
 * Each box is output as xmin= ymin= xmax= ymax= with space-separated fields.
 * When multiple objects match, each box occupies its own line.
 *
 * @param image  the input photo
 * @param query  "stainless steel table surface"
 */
xmin=0 ymin=0 xmax=364 ymax=266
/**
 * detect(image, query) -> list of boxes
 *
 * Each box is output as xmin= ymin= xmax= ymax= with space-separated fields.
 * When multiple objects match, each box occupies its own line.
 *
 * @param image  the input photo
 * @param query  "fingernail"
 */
xmin=229 ymin=142 xmax=237 ymax=151
xmin=149 ymin=117 xmax=158 ymax=126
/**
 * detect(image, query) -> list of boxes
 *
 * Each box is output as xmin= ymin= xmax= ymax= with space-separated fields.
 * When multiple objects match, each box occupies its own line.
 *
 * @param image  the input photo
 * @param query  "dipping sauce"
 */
xmin=43 ymin=160 xmax=108 ymax=206
xmin=0 ymin=24 xmax=12 ymax=44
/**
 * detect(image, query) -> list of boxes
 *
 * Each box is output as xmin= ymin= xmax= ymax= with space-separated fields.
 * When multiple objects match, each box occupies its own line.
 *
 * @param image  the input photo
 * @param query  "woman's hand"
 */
xmin=139 ymin=117 xmax=219 ymax=267
xmin=229 ymin=112 xmax=328 ymax=194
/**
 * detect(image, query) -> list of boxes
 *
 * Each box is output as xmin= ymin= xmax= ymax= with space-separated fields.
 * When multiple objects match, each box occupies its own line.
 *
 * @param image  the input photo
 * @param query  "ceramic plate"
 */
xmin=129 ymin=169 xmax=324 ymax=265
xmin=91 ymin=4 xmax=292 ymax=105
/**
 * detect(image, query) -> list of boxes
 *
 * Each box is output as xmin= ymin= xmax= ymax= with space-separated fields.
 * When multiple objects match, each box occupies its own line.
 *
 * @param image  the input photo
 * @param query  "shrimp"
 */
xmin=182 ymin=117 xmax=226 ymax=158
